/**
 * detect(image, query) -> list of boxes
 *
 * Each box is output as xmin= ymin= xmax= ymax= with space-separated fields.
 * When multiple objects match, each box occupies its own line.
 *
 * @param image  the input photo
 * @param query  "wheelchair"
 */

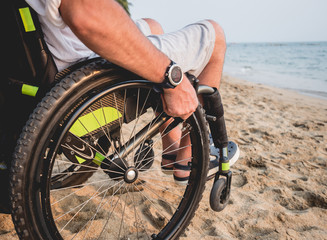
xmin=0 ymin=1 xmax=239 ymax=239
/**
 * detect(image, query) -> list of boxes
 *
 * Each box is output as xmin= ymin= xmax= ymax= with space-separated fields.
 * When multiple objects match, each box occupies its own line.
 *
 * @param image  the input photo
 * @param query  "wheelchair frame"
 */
xmin=0 ymin=1 xmax=234 ymax=239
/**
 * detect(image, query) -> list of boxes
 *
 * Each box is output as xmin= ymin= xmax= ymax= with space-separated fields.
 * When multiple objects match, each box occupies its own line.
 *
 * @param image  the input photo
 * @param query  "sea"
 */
xmin=223 ymin=41 xmax=327 ymax=100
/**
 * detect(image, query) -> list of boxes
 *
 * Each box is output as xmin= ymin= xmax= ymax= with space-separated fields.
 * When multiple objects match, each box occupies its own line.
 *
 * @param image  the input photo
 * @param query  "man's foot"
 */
xmin=161 ymin=154 xmax=176 ymax=175
xmin=160 ymin=121 xmax=191 ymax=185
xmin=160 ymin=120 xmax=181 ymax=175
xmin=173 ymin=162 xmax=191 ymax=185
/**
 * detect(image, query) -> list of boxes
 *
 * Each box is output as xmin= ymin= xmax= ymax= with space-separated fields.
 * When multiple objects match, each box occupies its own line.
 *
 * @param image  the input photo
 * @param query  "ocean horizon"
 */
xmin=223 ymin=41 xmax=327 ymax=100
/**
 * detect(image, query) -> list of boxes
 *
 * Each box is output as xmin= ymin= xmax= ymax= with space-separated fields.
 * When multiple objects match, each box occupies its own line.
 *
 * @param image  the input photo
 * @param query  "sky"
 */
xmin=130 ymin=0 xmax=327 ymax=43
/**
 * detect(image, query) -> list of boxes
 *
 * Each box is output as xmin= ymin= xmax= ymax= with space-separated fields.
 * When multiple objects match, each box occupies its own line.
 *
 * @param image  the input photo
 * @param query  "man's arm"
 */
xmin=59 ymin=0 xmax=198 ymax=119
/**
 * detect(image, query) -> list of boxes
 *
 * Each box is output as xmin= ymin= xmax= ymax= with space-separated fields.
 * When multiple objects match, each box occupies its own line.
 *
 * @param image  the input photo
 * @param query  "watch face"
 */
xmin=171 ymin=65 xmax=183 ymax=84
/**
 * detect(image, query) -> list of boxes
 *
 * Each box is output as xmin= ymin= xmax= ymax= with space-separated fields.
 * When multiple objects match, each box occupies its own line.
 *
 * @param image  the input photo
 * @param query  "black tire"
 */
xmin=10 ymin=59 xmax=209 ymax=240
xmin=209 ymin=178 xmax=228 ymax=212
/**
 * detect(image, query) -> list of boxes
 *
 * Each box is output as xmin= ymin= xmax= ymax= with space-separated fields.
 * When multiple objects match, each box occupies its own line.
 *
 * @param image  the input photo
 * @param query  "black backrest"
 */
xmin=0 ymin=1 xmax=58 ymax=163
xmin=2 ymin=0 xmax=57 ymax=93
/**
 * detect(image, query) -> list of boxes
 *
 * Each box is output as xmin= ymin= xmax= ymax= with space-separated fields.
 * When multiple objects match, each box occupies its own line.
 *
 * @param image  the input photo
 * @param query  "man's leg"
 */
xmin=142 ymin=19 xmax=182 ymax=172
xmin=143 ymin=19 xmax=227 ymax=180
xmin=174 ymin=20 xmax=226 ymax=180
xmin=197 ymin=20 xmax=226 ymax=89
xmin=142 ymin=18 xmax=164 ymax=35
xmin=175 ymin=20 xmax=226 ymax=181
xmin=143 ymin=18 xmax=227 ymax=89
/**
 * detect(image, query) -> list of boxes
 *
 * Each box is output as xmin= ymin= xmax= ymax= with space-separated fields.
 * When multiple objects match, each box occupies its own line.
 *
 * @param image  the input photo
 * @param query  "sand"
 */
xmin=1 ymin=75 xmax=326 ymax=239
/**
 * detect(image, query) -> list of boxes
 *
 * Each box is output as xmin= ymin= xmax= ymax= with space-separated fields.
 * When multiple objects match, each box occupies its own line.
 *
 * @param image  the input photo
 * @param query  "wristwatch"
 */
xmin=160 ymin=60 xmax=183 ymax=89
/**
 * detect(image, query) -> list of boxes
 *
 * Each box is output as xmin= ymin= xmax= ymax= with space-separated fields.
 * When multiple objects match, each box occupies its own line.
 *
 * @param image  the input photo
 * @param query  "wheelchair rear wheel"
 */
xmin=10 ymin=59 xmax=209 ymax=240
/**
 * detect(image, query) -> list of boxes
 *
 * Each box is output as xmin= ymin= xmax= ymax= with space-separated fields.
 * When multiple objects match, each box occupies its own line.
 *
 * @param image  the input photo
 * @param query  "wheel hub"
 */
xmin=124 ymin=167 xmax=139 ymax=183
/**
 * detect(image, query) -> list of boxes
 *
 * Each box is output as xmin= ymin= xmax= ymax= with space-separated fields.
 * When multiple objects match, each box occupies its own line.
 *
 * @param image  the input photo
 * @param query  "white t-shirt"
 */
xmin=26 ymin=0 xmax=95 ymax=71
xmin=26 ymin=0 xmax=151 ymax=71
xmin=26 ymin=0 xmax=215 ymax=78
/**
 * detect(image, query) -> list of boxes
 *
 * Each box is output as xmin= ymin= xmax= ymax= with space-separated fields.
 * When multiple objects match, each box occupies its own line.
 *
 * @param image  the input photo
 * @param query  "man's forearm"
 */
xmin=60 ymin=0 xmax=170 ymax=83
xmin=60 ymin=0 xmax=198 ymax=119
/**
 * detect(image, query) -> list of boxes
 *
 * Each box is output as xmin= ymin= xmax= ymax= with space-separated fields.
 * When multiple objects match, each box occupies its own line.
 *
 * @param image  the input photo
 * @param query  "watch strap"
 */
xmin=160 ymin=60 xmax=177 ymax=89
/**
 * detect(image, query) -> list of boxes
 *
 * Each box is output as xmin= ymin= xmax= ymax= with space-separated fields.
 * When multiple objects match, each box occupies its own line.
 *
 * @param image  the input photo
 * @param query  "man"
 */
xmin=27 ymin=0 xmax=227 ymax=183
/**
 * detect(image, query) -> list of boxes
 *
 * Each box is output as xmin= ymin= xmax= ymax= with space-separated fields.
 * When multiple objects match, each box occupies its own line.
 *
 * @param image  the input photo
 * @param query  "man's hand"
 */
xmin=161 ymin=75 xmax=198 ymax=120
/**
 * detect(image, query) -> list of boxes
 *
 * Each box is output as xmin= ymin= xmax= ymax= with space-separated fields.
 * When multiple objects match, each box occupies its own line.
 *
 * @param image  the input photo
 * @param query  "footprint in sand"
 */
xmin=232 ymin=173 xmax=248 ymax=188
xmin=201 ymin=219 xmax=218 ymax=237
xmin=274 ymin=182 xmax=327 ymax=211
xmin=246 ymin=157 xmax=267 ymax=170
xmin=142 ymin=204 xmax=166 ymax=229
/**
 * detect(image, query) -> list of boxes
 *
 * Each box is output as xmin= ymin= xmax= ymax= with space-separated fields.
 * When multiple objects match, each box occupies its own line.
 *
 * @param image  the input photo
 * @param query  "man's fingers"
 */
xmin=180 ymin=112 xmax=192 ymax=120
xmin=180 ymin=105 xmax=197 ymax=120
xmin=161 ymin=91 xmax=197 ymax=120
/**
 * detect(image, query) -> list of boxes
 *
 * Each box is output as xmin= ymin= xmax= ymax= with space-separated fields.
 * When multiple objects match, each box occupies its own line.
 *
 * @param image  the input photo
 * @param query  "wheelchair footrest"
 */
xmin=207 ymin=139 xmax=240 ymax=179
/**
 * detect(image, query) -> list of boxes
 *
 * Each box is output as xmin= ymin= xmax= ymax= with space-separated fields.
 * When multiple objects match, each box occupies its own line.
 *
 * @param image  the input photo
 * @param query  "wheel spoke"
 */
xmin=56 ymin=181 xmax=108 ymax=231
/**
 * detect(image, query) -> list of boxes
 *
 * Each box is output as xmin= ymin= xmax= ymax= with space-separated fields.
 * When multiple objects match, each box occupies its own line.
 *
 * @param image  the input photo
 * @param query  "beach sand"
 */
xmin=1 ymin=75 xmax=326 ymax=239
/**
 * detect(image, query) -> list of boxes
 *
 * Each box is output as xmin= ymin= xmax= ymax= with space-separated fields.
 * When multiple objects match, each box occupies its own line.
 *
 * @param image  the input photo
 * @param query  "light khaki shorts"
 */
xmin=135 ymin=19 xmax=216 ymax=77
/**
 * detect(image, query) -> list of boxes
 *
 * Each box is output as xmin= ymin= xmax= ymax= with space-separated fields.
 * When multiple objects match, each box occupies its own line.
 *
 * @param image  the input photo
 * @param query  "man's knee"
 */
xmin=143 ymin=18 xmax=164 ymax=35
xmin=207 ymin=20 xmax=226 ymax=52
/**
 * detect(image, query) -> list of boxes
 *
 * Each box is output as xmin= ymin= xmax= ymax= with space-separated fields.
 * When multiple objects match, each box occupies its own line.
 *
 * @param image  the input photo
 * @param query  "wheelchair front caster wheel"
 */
xmin=210 ymin=178 xmax=228 ymax=212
